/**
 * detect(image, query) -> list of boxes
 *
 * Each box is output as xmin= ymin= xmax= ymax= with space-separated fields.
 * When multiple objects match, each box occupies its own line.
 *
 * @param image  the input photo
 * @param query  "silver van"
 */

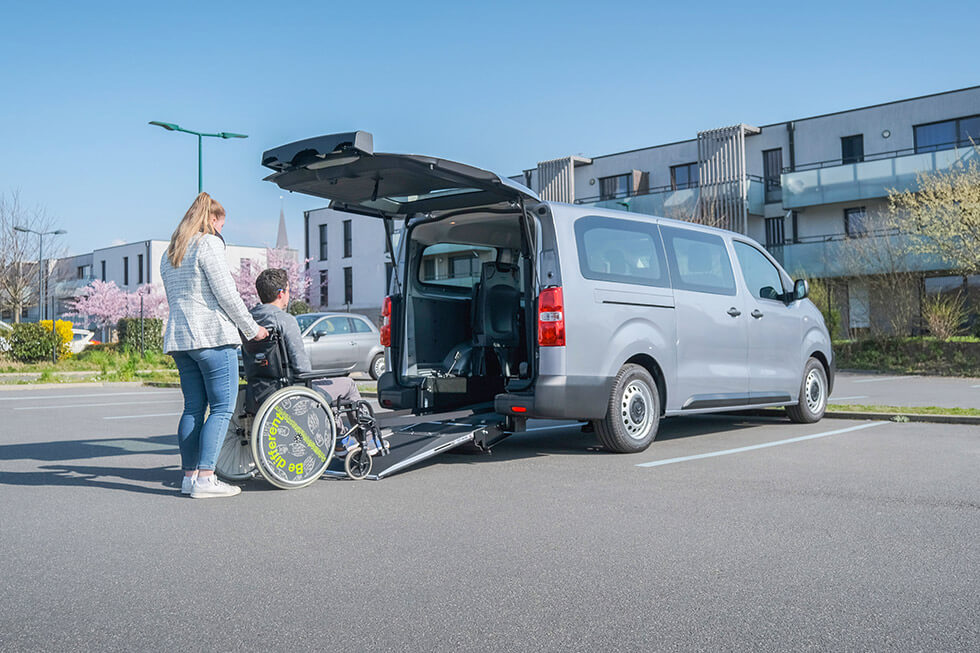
xmin=263 ymin=132 xmax=834 ymax=453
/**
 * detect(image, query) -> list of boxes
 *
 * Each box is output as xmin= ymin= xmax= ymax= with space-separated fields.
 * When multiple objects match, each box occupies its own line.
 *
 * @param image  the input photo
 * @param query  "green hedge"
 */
xmin=8 ymin=323 xmax=59 ymax=363
xmin=117 ymin=318 xmax=164 ymax=353
xmin=835 ymin=338 xmax=980 ymax=376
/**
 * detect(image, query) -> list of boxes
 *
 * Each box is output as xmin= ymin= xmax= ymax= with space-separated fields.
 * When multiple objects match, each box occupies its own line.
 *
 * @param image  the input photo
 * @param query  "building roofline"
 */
xmin=517 ymin=84 xmax=980 ymax=174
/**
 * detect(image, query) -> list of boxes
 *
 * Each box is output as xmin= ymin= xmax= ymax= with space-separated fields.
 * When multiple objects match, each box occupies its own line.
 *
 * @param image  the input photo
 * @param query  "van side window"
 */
xmin=661 ymin=226 xmax=736 ymax=296
xmin=573 ymin=216 xmax=668 ymax=288
xmin=733 ymin=241 xmax=786 ymax=301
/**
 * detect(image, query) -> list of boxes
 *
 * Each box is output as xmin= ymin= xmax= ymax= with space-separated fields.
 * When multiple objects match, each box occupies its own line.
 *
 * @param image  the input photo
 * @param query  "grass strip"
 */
xmin=830 ymin=404 xmax=980 ymax=417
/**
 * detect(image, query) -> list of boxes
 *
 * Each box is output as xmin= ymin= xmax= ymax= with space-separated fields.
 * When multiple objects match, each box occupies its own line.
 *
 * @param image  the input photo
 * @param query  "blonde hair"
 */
xmin=166 ymin=192 xmax=225 ymax=266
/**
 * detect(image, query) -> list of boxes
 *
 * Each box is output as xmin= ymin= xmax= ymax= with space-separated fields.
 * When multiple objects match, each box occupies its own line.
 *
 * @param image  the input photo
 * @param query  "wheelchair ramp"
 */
xmin=323 ymin=414 xmax=508 ymax=480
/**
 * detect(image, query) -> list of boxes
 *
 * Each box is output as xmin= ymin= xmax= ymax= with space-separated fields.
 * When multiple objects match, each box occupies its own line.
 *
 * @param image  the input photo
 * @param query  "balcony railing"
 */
xmin=767 ymin=230 xmax=951 ymax=279
xmin=576 ymin=176 xmax=766 ymax=220
xmin=781 ymin=143 xmax=978 ymax=209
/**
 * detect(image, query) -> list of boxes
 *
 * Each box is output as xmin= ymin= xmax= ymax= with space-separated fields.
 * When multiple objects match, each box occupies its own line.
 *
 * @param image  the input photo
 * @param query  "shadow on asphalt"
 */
xmin=0 ymin=464 xmax=180 ymax=496
xmin=0 ymin=434 xmax=178 ymax=462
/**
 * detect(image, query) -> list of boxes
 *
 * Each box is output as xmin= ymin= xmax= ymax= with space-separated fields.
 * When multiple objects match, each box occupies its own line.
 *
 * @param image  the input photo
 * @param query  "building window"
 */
xmin=137 ymin=254 xmax=144 ymax=284
xmin=670 ymin=163 xmax=698 ymax=190
xmin=914 ymin=114 xmax=980 ymax=153
xmin=343 ymin=220 xmax=352 ymax=258
xmin=123 ymin=256 xmax=129 ymax=285
xmin=763 ymin=149 xmax=782 ymax=203
xmin=449 ymin=254 xmax=479 ymax=279
xmin=845 ymin=207 xmax=868 ymax=237
xmin=841 ymin=135 xmax=864 ymax=164
xmin=319 ymin=270 xmax=328 ymax=307
xmin=764 ymin=217 xmax=785 ymax=248
xmin=343 ymin=267 xmax=353 ymax=304
xmin=76 ymin=264 xmax=91 ymax=280
xmin=423 ymin=258 xmax=436 ymax=281
xmin=319 ymin=224 xmax=328 ymax=260
xmin=598 ymin=174 xmax=631 ymax=201
xmin=848 ymin=281 xmax=870 ymax=329
xmin=100 ymin=260 xmax=106 ymax=282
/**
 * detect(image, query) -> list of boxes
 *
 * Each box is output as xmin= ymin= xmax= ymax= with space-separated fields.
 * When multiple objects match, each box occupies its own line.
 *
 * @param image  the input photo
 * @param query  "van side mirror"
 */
xmin=793 ymin=279 xmax=809 ymax=301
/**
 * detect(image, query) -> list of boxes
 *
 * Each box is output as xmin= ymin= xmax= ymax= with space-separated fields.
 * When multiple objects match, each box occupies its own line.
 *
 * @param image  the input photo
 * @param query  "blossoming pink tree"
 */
xmin=232 ymin=247 xmax=311 ymax=309
xmin=66 ymin=280 xmax=130 ymax=339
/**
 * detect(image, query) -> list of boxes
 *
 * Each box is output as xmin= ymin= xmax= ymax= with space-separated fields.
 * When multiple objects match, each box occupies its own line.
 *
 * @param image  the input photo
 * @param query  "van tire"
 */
xmin=786 ymin=357 xmax=828 ymax=423
xmin=594 ymin=364 xmax=660 ymax=453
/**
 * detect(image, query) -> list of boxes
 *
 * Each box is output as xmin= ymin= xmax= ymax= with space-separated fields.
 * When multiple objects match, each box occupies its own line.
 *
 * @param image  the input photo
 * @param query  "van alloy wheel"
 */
xmin=594 ymin=363 xmax=661 ymax=453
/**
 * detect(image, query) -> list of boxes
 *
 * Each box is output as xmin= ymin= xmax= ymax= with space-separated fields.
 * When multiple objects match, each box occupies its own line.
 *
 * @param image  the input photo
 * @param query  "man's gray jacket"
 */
xmin=249 ymin=303 xmax=312 ymax=375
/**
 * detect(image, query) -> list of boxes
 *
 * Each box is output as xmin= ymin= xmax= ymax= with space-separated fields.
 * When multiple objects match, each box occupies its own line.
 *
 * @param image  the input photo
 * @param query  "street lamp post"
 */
xmin=148 ymin=121 xmax=248 ymax=193
xmin=13 ymin=226 xmax=67 ymax=322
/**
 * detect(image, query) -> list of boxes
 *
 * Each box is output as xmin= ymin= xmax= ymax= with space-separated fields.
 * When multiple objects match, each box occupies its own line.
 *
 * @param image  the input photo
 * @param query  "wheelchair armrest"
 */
xmin=295 ymin=370 xmax=350 ymax=382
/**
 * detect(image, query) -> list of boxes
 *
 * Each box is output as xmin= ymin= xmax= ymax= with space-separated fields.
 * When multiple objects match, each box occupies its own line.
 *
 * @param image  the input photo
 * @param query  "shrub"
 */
xmin=117 ymin=317 xmax=164 ymax=352
xmin=40 ymin=319 xmax=74 ymax=360
xmin=9 ymin=322 xmax=59 ymax=363
xmin=288 ymin=300 xmax=311 ymax=316
xmin=807 ymin=279 xmax=841 ymax=338
xmin=922 ymin=293 xmax=967 ymax=341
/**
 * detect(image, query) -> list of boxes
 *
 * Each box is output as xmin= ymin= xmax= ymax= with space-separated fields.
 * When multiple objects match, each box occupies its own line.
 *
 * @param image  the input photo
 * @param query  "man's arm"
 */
xmin=280 ymin=313 xmax=312 ymax=375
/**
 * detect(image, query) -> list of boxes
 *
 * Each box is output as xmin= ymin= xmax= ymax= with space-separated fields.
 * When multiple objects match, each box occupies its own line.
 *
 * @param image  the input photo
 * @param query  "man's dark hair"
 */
xmin=256 ymin=268 xmax=289 ymax=304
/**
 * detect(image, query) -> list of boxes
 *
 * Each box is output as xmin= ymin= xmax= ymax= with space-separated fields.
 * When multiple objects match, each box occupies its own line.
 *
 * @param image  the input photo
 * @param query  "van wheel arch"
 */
xmin=807 ymin=349 xmax=832 ymax=394
xmin=622 ymin=354 xmax=667 ymax=417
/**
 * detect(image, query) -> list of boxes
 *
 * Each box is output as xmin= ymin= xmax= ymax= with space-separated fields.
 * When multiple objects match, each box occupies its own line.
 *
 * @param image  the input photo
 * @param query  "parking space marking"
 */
xmin=0 ymin=391 xmax=179 ymax=401
xmin=104 ymin=412 xmax=182 ymax=420
xmin=828 ymin=395 xmax=868 ymax=402
xmin=852 ymin=376 xmax=910 ymax=383
xmin=14 ymin=400 xmax=179 ymax=411
xmin=971 ymin=384 xmax=980 ymax=388
xmin=636 ymin=422 xmax=887 ymax=468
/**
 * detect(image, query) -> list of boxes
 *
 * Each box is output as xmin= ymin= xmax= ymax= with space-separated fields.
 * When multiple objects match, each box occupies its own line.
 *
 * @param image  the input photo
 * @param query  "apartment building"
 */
xmin=513 ymin=85 xmax=980 ymax=334
xmin=39 ymin=240 xmax=281 ymax=326
xmin=304 ymin=206 xmax=402 ymax=324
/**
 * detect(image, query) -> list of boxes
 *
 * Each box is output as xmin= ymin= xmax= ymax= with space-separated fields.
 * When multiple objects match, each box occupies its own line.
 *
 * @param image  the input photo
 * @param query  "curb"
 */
xmin=741 ymin=407 xmax=980 ymax=426
xmin=0 ymin=381 xmax=146 ymax=391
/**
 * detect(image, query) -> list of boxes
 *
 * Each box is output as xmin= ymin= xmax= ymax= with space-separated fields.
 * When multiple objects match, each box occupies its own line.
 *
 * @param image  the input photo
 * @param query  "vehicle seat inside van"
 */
xmin=439 ymin=249 xmax=522 ymax=378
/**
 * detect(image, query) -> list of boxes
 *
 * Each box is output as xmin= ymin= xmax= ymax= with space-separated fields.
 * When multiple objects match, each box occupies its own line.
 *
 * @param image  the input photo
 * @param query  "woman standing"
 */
xmin=161 ymin=192 xmax=268 ymax=499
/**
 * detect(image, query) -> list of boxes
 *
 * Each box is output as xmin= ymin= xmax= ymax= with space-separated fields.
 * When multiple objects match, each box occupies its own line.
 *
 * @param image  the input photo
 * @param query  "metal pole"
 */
xmin=198 ymin=133 xmax=203 ymax=193
xmin=140 ymin=294 xmax=145 ymax=359
xmin=37 ymin=233 xmax=43 ymax=322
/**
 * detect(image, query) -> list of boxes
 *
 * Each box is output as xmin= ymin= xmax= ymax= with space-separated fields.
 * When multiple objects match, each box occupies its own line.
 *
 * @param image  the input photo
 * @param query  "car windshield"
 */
xmin=296 ymin=314 xmax=321 ymax=333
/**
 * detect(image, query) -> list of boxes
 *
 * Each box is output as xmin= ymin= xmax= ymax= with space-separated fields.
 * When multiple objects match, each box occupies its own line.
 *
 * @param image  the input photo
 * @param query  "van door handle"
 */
xmin=727 ymin=307 xmax=741 ymax=317
xmin=751 ymin=309 xmax=764 ymax=319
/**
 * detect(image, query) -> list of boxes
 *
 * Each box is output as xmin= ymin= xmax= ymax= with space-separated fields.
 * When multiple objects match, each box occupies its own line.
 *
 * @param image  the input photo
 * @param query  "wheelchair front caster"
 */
xmin=344 ymin=447 xmax=372 ymax=480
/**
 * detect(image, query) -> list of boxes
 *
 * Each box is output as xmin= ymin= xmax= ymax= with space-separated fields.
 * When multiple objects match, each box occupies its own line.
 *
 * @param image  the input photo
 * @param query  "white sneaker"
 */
xmin=180 ymin=475 xmax=197 ymax=495
xmin=190 ymin=475 xmax=241 ymax=499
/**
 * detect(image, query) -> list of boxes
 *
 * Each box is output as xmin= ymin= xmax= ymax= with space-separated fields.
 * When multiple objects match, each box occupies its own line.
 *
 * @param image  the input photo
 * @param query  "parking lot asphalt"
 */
xmin=832 ymin=371 xmax=980 ymax=409
xmin=1 ymin=385 xmax=978 ymax=652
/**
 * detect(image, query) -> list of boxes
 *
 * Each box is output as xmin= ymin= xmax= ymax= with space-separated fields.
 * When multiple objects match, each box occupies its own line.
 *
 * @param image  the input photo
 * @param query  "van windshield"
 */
xmin=419 ymin=244 xmax=497 ymax=289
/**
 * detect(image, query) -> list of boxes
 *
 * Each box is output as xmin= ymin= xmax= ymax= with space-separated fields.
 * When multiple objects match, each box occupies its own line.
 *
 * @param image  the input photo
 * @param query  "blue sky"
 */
xmin=1 ymin=0 xmax=977 ymax=255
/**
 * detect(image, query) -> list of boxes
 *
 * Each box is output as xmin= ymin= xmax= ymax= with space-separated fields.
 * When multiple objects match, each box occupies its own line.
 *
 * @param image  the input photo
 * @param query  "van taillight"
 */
xmin=380 ymin=296 xmax=391 ymax=347
xmin=537 ymin=287 xmax=565 ymax=347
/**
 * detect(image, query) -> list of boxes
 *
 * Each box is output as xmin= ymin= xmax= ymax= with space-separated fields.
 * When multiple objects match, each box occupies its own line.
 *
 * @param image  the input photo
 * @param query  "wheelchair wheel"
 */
xmin=250 ymin=385 xmax=336 ymax=489
xmin=215 ymin=388 xmax=257 ymax=481
xmin=344 ymin=447 xmax=373 ymax=480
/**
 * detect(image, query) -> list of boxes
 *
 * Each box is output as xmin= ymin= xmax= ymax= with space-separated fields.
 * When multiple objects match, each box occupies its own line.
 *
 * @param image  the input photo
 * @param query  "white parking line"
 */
xmin=972 ymin=385 xmax=980 ymax=388
xmin=828 ymin=395 xmax=868 ymax=402
xmin=14 ymin=400 xmax=179 ymax=411
xmin=636 ymin=422 xmax=887 ymax=468
xmin=852 ymin=376 xmax=909 ymax=383
xmin=104 ymin=412 xmax=182 ymax=420
xmin=0 ymin=391 xmax=178 ymax=401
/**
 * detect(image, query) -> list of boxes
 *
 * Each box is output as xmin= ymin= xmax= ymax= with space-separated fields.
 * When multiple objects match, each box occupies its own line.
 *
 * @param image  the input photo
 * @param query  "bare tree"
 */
xmin=0 ymin=191 xmax=66 ymax=323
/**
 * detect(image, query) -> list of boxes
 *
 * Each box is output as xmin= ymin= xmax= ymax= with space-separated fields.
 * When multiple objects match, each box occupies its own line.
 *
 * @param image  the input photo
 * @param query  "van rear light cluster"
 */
xmin=380 ymin=296 xmax=392 ymax=347
xmin=537 ymin=287 xmax=565 ymax=347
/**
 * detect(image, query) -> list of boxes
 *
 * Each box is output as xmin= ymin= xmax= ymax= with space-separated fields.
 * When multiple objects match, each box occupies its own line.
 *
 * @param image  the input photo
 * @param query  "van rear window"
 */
xmin=661 ymin=226 xmax=736 ymax=296
xmin=573 ymin=216 xmax=668 ymax=288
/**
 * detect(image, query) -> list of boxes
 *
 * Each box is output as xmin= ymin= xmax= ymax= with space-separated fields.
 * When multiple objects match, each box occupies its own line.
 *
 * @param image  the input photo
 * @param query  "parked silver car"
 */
xmin=295 ymin=312 xmax=386 ymax=379
xmin=263 ymin=132 xmax=834 ymax=453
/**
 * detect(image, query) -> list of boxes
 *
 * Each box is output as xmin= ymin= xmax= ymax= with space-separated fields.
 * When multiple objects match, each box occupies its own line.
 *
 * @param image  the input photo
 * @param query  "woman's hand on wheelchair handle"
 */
xmin=252 ymin=325 xmax=270 ymax=341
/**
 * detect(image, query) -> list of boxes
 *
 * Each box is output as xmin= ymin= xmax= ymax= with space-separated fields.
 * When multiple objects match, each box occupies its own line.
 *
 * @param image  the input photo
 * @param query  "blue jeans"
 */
xmin=171 ymin=345 xmax=239 ymax=471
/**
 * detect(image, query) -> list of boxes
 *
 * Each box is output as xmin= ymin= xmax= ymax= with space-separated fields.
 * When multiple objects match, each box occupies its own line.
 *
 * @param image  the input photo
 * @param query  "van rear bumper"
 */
xmin=495 ymin=374 xmax=614 ymax=421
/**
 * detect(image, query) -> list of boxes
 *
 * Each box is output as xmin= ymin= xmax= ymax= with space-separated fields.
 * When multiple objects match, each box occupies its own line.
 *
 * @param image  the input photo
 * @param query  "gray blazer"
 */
xmin=161 ymin=234 xmax=260 ymax=353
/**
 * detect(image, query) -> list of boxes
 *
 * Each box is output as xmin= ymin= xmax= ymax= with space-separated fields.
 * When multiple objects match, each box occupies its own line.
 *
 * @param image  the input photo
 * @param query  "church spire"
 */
xmin=276 ymin=195 xmax=289 ymax=249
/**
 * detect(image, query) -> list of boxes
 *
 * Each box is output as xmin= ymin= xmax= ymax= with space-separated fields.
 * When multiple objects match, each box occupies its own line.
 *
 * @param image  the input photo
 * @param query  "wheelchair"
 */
xmin=215 ymin=328 xmax=388 ymax=488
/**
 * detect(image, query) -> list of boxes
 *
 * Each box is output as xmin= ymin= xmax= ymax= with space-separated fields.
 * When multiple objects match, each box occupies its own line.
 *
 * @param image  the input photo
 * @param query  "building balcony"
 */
xmin=767 ymin=231 xmax=951 ymax=279
xmin=780 ymin=144 xmax=978 ymax=210
xmin=576 ymin=176 xmax=766 ymax=220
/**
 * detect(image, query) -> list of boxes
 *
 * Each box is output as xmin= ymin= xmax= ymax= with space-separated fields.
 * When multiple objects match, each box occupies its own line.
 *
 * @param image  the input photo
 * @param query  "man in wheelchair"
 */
xmin=249 ymin=268 xmax=375 ymax=456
